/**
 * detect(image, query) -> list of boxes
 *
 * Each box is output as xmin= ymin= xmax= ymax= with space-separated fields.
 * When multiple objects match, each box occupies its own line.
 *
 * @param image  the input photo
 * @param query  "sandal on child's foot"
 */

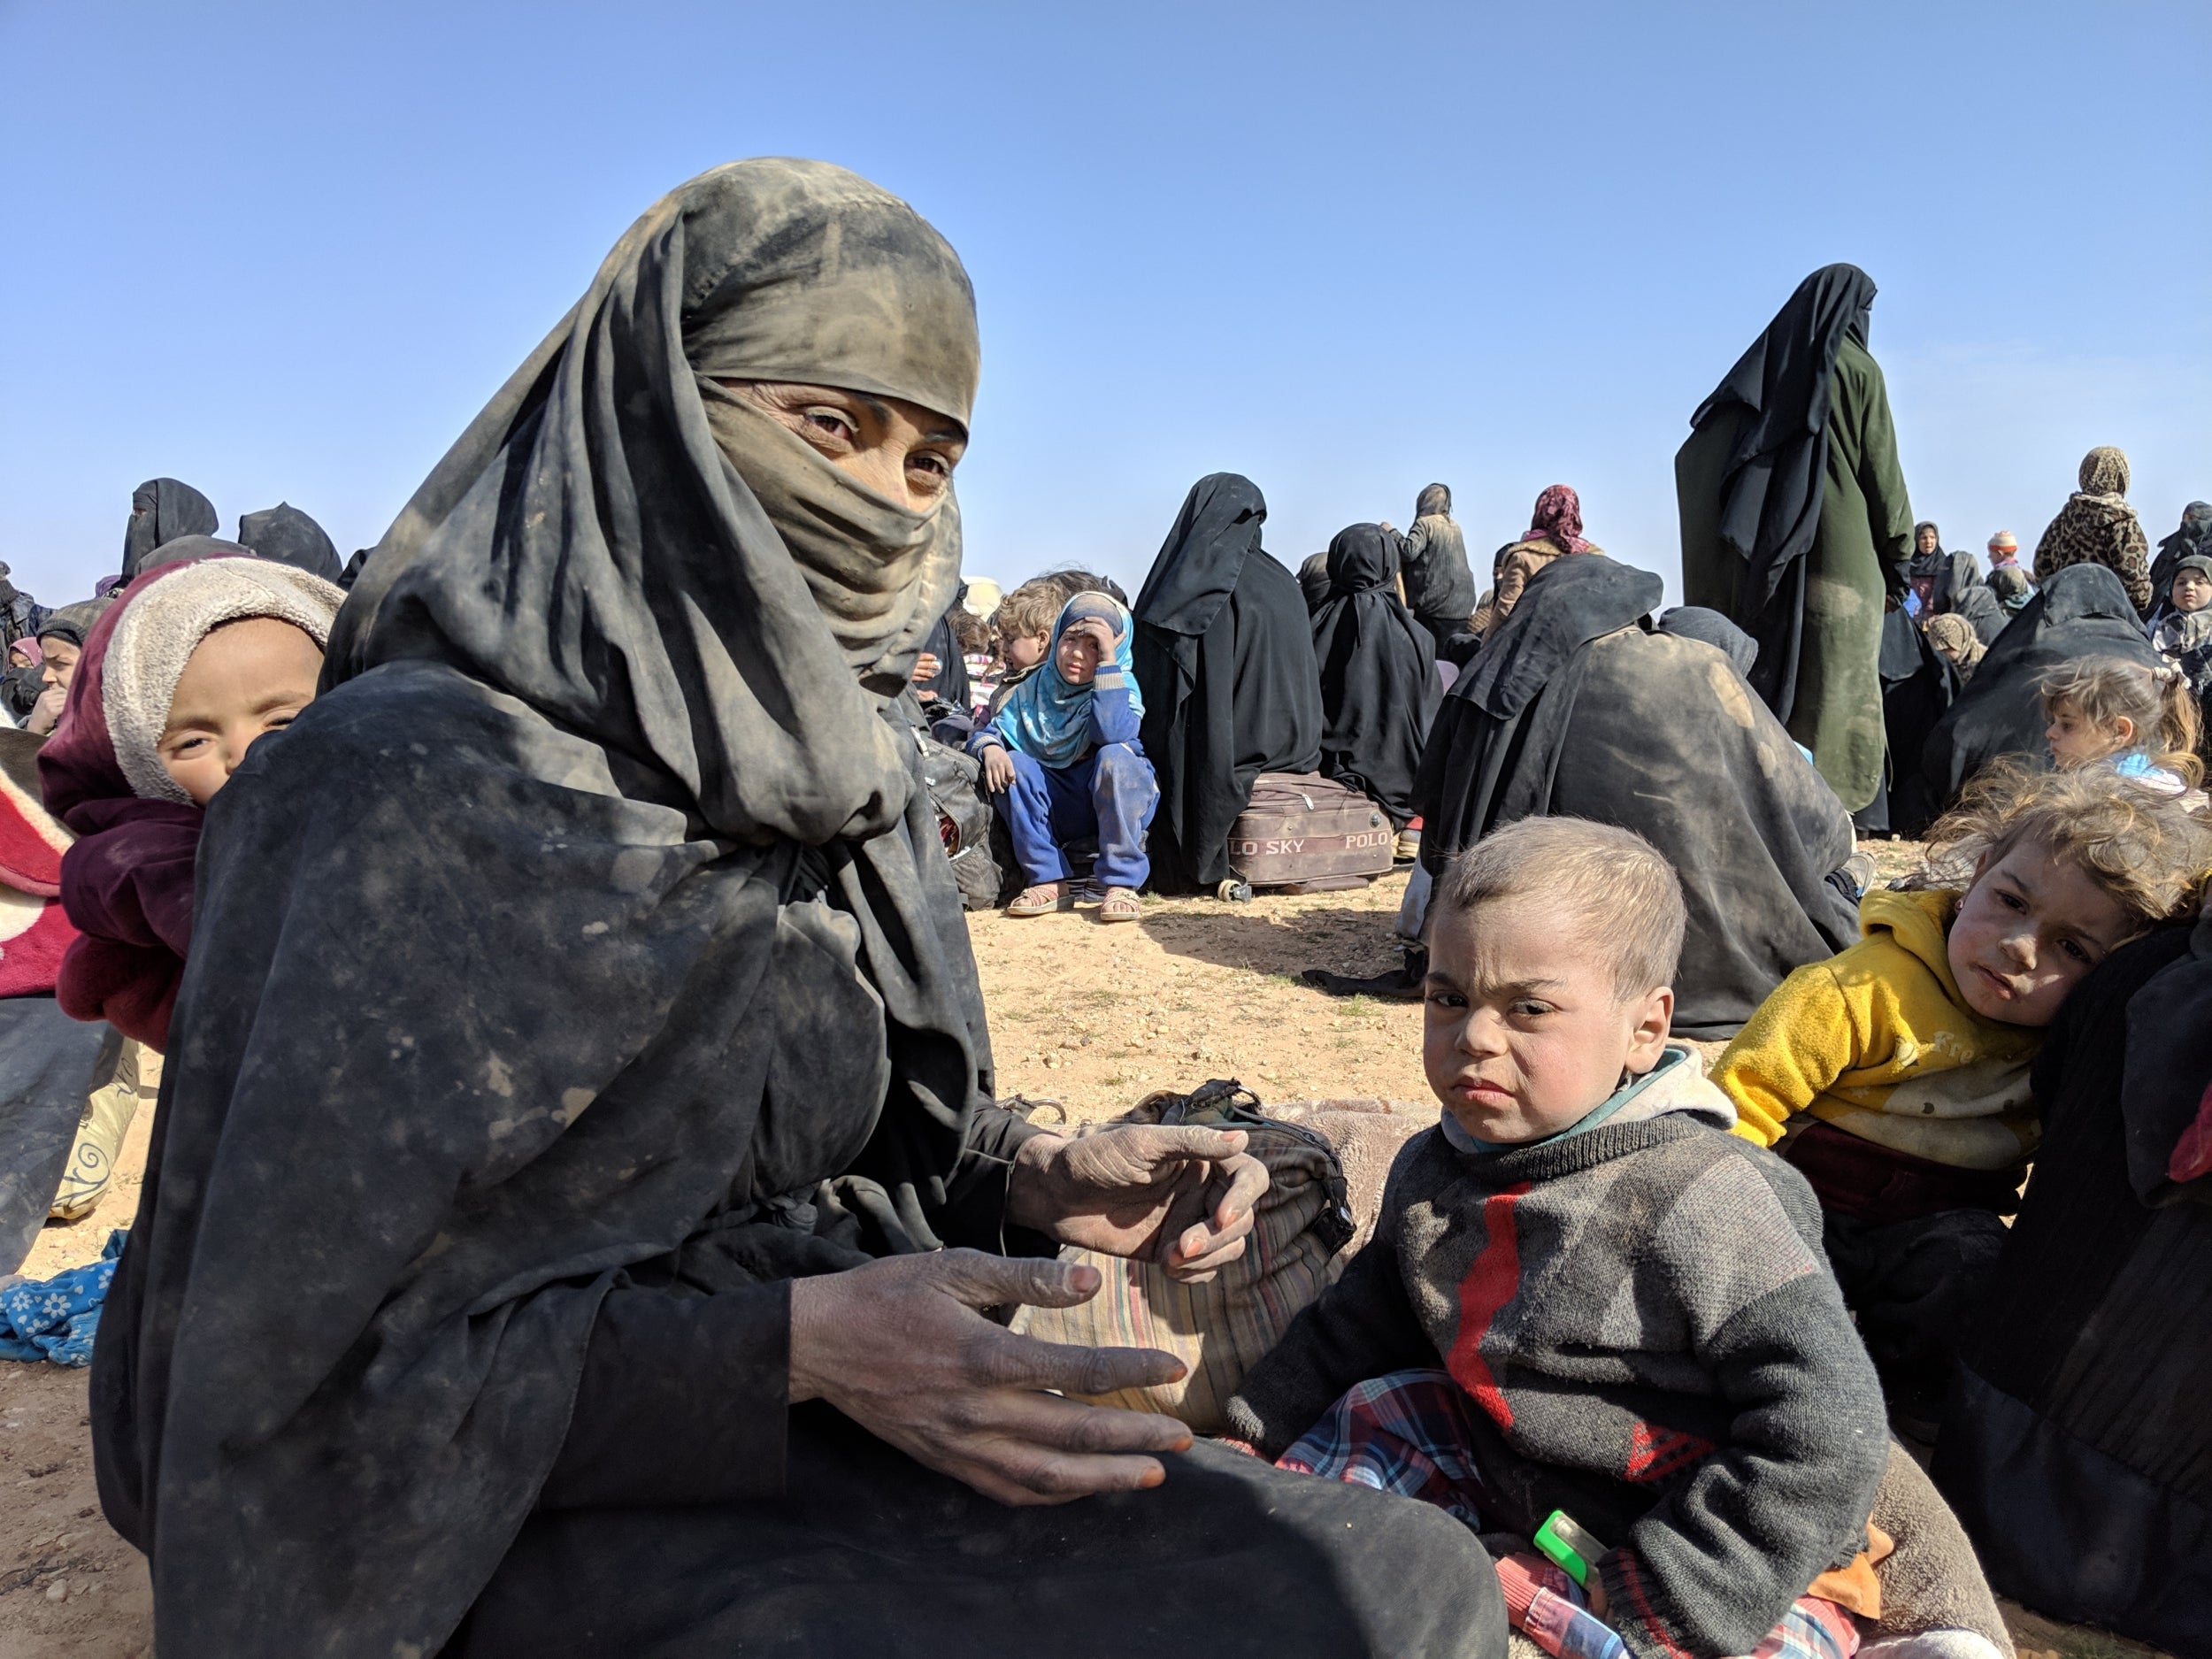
xmin=1005 ymin=883 xmax=1070 ymax=918
xmin=1097 ymin=887 xmax=1141 ymax=923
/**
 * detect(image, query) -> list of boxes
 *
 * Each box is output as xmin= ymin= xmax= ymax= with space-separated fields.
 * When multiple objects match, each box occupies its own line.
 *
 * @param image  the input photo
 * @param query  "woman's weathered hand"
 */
xmin=910 ymin=651 xmax=942 ymax=685
xmin=979 ymin=740 xmax=1015 ymax=792
xmin=1007 ymin=1126 xmax=1269 ymax=1281
xmin=788 ymin=1250 xmax=1194 ymax=1506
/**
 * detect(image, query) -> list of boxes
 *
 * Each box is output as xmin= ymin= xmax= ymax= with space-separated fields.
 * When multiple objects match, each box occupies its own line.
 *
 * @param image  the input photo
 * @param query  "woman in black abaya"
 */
xmin=1412 ymin=556 xmax=1859 ymax=1037
xmin=1309 ymin=522 xmax=1438 ymax=826
xmin=90 ymin=162 xmax=1502 ymax=1659
xmin=1133 ymin=474 xmax=1325 ymax=893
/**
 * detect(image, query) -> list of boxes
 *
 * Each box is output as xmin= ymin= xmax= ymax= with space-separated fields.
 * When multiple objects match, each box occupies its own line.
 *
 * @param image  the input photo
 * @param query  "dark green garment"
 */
xmin=1678 ymin=336 xmax=1913 ymax=810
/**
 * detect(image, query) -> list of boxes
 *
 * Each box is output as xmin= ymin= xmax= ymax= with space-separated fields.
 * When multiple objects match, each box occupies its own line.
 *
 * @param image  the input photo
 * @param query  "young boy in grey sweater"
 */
xmin=1227 ymin=818 xmax=1892 ymax=1659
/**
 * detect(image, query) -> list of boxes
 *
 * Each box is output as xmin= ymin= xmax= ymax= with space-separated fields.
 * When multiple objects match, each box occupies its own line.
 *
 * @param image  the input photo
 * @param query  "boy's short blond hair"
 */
xmin=993 ymin=580 xmax=1063 ymax=645
xmin=1432 ymin=817 xmax=1686 ymax=1002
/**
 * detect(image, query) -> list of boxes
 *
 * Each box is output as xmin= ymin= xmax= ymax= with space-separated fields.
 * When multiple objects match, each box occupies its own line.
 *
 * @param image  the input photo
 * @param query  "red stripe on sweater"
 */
xmin=1445 ymin=1180 xmax=1532 ymax=1429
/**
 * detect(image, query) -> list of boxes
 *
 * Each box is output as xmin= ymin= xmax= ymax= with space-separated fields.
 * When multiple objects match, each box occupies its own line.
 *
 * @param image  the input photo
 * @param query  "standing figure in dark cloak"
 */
xmin=2148 ymin=500 xmax=2212 ymax=611
xmin=88 ymin=161 xmax=1505 ymax=1659
xmin=1917 ymin=563 xmax=2165 ymax=816
xmin=1394 ymin=483 xmax=1476 ymax=657
xmin=1933 ymin=909 xmax=2212 ymax=1656
xmin=120 ymin=478 xmax=219 ymax=581
xmin=1309 ymin=523 xmax=1440 ymax=828
xmin=1133 ymin=474 xmax=1325 ymax=894
xmin=236 ymin=502 xmax=346 ymax=583
xmin=1678 ymin=265 xmax=1916 ymax=813
xmin=1411 ymin=556 xmax=1859 ymax=1037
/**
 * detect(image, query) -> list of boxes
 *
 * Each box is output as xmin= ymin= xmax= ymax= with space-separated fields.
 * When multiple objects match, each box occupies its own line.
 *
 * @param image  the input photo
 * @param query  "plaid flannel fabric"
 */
xmin=1274 ymin=1369 xmax=1859 ymax=1659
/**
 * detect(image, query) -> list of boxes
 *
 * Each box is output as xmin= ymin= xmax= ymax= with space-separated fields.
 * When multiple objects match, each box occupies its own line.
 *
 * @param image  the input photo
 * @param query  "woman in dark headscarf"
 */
xmin=1308 ymin=523 xmax=1439 ymax=827
xmin=1933 ymin=909 xmax=2212 ymax=1656
xmin=1917 ymin=562 xmax=2165 ymax=815
xmin=235 ymin=502 xmax=345 ymax=583
xmin=89 ymin=160 xmax=1502 ymax=1659
xmin=1412 ymin=556 xmax=1859 ymax=1037
xmin=1133 ymin=474 xmax=1325 ymax=894
xmin=1677 ymin=265 xmax=1916 ymax=814
xmin=2147 ymin=499 xmax=2211 ymax=614
xmin=1394 ymin=482 xmax=1476 ymax=656
xmin=120 ymin=478 xmax=218 ymax=580
xmin=2032 ymin=446 xmax=2153 ymax=615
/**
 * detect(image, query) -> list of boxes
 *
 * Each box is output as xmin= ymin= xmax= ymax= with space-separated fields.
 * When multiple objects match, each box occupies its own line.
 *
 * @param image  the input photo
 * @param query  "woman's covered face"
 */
xmin=7 ymin=644 xmax=29 ymax=669
xmin=721 ymin=380 xmax=966 ymax=512
xmin=1916 ymin=526 xmax=1939 ymax=555
xmin=40 ymin=638 xmax=81 ymax=690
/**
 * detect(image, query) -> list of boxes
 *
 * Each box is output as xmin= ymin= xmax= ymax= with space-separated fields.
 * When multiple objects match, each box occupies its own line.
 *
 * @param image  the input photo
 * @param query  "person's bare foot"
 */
xmin=1005 ymin=881 xmax=1069 ymax=918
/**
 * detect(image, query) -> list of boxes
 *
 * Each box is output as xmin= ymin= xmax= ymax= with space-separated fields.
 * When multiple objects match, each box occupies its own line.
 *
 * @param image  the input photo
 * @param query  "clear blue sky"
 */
xmin=3 ymin=2 xmax=2206 ymax=609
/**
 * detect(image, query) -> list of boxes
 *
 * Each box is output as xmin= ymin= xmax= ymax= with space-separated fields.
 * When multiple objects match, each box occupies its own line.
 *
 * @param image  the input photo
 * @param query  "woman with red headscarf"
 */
xmin=1471 ymin=484 xmax=1606 ymax=641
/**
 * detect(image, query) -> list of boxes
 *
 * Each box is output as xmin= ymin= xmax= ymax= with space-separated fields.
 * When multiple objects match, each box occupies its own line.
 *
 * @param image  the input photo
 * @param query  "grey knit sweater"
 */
xmin=1226 ymin=1051 xmax=1889 ymax=1659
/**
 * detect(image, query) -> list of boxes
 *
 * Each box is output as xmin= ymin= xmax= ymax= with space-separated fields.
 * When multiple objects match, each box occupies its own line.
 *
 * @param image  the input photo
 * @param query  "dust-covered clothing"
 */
xmin=1396 ymin=511 xmax=1477 ymax=641
xmin=1228 ymin=1048 xmax=1890 ymax=1659
xmin=1716 ymin=888 xmax=2041 ymax=1179
xmin=1678 ymin=265 xmax=1914 ymax=812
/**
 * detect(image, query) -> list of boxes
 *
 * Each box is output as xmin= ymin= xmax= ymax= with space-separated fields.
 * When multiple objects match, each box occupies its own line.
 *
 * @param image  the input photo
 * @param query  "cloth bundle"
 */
xmin=0 ymin=1228 xmax=125 ymax=1365
xmin=1011 ymin=1079 xmax=1357 ymax=1432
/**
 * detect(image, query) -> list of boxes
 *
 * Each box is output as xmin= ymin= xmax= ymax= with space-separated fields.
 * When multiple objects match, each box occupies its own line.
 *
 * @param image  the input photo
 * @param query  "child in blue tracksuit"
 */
xmin=970 ymin=591 xmax=1158 ymax=922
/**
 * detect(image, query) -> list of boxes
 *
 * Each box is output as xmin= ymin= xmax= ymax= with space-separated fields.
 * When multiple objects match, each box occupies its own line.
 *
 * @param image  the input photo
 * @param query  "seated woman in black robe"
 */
xmin=88 ymin=161 xmax=1504 ymax=1659
xmin=1412 ymin=556 xmax=1860 ymax=1038
xmin=1917 ymin=562 xmax=2165 ymax=818
xmin=1132 ymin=474 xmax=1325 ymax=894
xmin=1310 ymin=523 xmax=1439 ymax=829
xmin=1933 ymin=905 xmax=2212 ymax=1656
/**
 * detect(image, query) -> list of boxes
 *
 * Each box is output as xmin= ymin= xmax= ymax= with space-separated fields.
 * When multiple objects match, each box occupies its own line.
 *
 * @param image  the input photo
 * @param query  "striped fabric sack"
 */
xmin=1010 ymin=1079 xmax=1355 ymax=1432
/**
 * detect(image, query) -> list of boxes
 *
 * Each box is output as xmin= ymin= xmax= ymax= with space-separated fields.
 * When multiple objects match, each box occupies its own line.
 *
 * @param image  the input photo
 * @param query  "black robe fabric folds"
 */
xmin=1916 ymin=563 xmax=2163 ymax=814
xmin=1412 ymin=557 xmax=1857 ymax=1036
xmin=1133 ymin=474 xmax=1325 ymax=891
xmin=1309 ymin=523 xmax=1440 ymax=826
xmin=91 ymin=160 xmax=1502 ymax=1659
xmin=1934 ymin=918 xmax=2212 ymax=1655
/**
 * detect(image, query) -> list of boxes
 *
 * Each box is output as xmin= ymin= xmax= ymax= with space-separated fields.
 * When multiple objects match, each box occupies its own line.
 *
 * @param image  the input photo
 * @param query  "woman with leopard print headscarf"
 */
xmin=2032 ymin=445 xmax=2154 ymax=616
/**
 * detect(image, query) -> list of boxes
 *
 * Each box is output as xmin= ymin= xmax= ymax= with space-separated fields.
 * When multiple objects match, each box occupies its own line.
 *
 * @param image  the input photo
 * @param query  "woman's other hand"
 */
xmin=788 ymin=1250 xmax=1192 ymax=1506
xmin=1007 ymin=1126 xmax=1269 ymax=1281
xmin=911 ymin=651 xmax=942 ymax=685
xmin=979 ymin=740 xmax=1015 ymax=793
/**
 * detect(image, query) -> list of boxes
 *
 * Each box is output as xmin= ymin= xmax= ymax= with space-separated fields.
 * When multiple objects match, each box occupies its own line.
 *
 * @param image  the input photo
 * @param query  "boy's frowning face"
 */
xmin=1422 ymin=899 xmax=1672 ymax=1146
xmin=1001 ymin=630 xmax=1049 ymax=673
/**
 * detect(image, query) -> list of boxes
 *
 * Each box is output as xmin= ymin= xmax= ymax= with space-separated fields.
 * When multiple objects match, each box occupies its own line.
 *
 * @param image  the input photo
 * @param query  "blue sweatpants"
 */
xmin=999 ymin=742 xmax=1159 ymax=890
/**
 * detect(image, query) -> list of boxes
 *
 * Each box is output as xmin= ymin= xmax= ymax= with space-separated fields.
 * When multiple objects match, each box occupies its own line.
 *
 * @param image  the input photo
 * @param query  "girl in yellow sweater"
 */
xmin=1714 ymin=764 xmax=2211 ymax=1427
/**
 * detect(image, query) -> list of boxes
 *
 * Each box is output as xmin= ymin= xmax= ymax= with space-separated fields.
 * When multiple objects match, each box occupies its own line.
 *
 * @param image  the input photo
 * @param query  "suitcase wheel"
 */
xmin=1215 ymin=879 xmax=1254 ymax=903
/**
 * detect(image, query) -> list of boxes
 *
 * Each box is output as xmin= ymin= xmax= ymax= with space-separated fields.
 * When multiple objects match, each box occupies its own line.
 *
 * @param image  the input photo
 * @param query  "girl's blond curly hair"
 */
xmin=1921 ymin=760 xmax=2212 ymax=933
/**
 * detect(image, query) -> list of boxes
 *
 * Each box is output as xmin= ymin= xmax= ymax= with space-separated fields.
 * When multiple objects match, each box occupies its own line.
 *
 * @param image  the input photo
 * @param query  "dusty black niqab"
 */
xmin=236 ymin=502 xmax=344 ymax=582
xmin=1309 ymin=523 xmax=1439 ymax=826
xmin=93 ymin=158 xmax=1000 ymax=1658
xmin=1133 ymin=474 xmax=1323 ymax=890
xmin=1415 ymin=557 xmax=1856 ymax=1035
xmin=1918 ymin=563 xmax=2164 ymax=813
xmin=1687 ymin=265 xmax=1878 ymax=705
xmin=121 ymin=478 xmax=218 ymax=580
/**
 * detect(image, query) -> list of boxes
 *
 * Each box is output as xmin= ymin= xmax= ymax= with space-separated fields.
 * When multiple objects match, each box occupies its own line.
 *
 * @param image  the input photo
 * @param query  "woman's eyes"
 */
xmin=908 ymin=452 xmax=951 ymax=485
xmin=802 ymin=409 xmax=857 ymax=442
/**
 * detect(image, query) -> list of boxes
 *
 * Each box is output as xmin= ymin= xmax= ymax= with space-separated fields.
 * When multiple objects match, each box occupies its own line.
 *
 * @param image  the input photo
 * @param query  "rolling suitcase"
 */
xmin=1222 ymin=772 xmax=1395 ymax=896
